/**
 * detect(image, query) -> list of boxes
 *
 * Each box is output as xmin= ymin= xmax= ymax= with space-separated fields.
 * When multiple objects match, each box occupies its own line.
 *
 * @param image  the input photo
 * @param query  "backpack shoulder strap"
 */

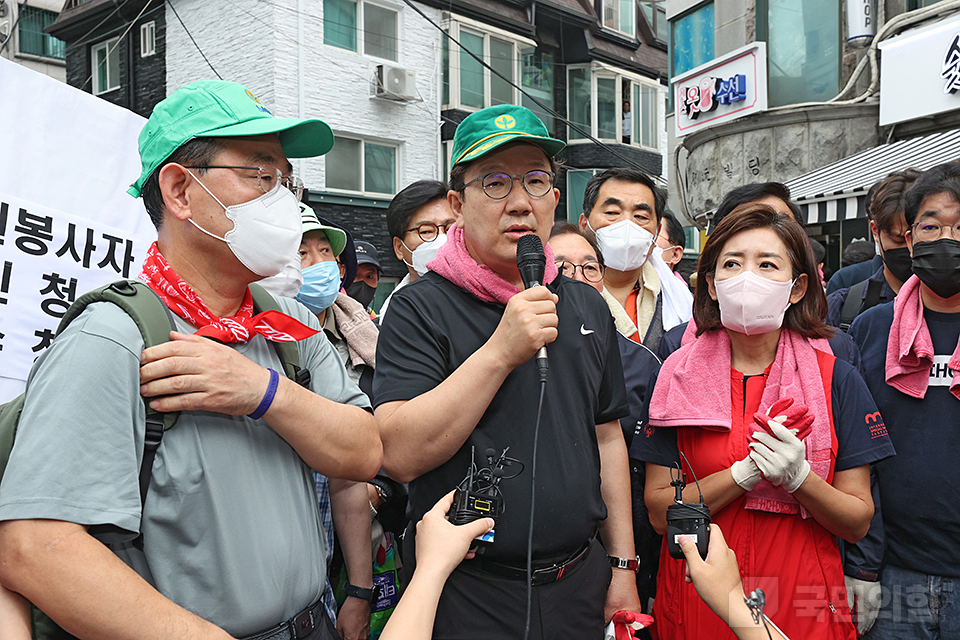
xmin=839 ymin=279 xmax=869 ymax=332
xmin=248 ymin=283 xmax=310 ymax=388
xmin=862 ymin=277 xmax=884 ymax=314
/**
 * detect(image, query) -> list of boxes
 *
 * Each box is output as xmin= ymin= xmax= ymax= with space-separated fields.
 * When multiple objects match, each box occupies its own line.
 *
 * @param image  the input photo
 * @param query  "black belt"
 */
xmin=463 ymin=535 xmax=594 ymax=586
xmin=240 ymin=596 xmax=327 ymax=640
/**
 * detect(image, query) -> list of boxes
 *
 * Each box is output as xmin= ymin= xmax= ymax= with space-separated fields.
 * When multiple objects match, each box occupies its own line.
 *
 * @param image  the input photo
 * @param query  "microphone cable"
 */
xmin=523 ymin=376 xmax=547 ymax=640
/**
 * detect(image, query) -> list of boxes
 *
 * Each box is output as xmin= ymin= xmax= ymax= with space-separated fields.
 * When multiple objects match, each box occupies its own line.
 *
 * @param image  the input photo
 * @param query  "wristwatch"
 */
xmin=608 ymin=555 xmax=640 ymax=573
xmin=345 ymin=584 xmax=379 ymax=602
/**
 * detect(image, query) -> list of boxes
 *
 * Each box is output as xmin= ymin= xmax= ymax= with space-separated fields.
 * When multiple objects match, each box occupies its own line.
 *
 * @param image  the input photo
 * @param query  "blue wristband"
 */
xmin=249 ymin=368 xmax=279 ymax=420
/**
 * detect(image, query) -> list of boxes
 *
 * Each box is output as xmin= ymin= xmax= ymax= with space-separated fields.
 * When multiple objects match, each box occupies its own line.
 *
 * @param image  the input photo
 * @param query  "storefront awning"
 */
xmin=786 ymin=129 xmax=960 ymax=224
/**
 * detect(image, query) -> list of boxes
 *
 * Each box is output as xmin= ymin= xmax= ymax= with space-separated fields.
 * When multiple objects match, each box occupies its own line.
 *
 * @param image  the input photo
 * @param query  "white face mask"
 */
xmin=257 ymin=253 xmax=303 ymax=298
xmin=402 ymin=232 xmax=447 ymax=277
xmin=188 ymin=171 xmax=302 ymax=277
xmin=590 ymin=219 xmax=655 ymax=272
xmin=714 ymin=270 xmax=795 ymax=336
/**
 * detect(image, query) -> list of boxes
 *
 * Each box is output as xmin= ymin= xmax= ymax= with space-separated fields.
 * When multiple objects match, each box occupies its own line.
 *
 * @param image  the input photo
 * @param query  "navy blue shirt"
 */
xmin=850 ymin=302 xmax=960 ymax=577
xmin=825 ymin=267 xmax=896 ymax=329
xmin=826 ymin=255 xmax=884 ymax=295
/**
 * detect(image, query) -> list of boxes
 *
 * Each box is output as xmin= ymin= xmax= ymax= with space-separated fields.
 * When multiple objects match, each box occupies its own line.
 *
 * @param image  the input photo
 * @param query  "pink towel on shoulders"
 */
xmin=648 ymin=327 xmax=833 ymax=515
xmin=885 ymin=274 xmax=960 ymax=400
xmin=427 ymin=225 xmax=559 ymax=305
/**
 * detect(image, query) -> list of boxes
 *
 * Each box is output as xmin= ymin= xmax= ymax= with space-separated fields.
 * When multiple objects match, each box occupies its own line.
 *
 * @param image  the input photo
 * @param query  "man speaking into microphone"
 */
xmin=373 ymin=104 xmax=640 ymax=639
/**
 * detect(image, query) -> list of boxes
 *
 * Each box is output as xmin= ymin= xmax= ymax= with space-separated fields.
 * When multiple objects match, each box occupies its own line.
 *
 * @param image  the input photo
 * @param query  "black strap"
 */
xmin=862 ymin=277 xmax=884 ymax=313
xmin=839 ymin=279 xmax=869 ymax=332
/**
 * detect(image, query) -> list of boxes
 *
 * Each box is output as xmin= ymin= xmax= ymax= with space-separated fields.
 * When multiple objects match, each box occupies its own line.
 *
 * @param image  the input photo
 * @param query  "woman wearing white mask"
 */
xmin=634 ymin=205 xmax=895 ymax=640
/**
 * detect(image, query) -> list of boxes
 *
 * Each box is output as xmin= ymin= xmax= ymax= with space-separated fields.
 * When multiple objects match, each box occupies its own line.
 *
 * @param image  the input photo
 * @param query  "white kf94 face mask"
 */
xmin=188 ymin=171 xmax=303 ymax=278
xmin=590 ymin=219 xmax=655 ymax=272
xmin=402 ymin=232 xmax=448 ymax=276
xmin=714 ymin=270 xmax=796 ymax=336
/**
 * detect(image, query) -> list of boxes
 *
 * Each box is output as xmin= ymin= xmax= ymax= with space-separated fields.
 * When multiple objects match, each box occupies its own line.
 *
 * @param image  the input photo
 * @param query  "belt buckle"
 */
xmin=531 ymin=562 xmax=561 ymax=585
xmin=289 ymin=607 xmax=315 ymax=640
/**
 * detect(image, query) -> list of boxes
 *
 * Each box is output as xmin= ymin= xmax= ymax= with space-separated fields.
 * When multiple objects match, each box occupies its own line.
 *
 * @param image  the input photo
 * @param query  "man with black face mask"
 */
xmin=849 ymin=161 xmax=960 ymax=640
xmin=827 ymin=169 xmax=921 ymax=331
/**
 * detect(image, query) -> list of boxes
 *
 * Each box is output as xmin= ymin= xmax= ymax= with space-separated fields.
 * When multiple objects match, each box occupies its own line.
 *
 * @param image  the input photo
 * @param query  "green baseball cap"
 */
xmin=300 ymin=203 xmax=347 ymax=257
xmin=450 ymin=104 xmax=565 ymax=167
xmin=128 ymin=80 xmax=335 ymax=197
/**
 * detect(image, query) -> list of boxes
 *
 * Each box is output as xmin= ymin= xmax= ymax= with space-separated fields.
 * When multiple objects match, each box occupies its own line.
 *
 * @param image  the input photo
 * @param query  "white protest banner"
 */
xmin=0 ymin=58 xmax=156 ymax=402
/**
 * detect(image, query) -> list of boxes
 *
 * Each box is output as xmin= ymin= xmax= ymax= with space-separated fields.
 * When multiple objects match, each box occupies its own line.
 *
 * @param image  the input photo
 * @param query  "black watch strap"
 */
xmin=345 ymin=584 xmax=377 ymax=602
xmin=608 ymin=555 xmax=640 ymax=573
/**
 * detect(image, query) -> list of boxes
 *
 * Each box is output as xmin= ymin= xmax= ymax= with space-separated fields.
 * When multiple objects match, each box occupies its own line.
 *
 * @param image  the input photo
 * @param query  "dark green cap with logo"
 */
xmin=450 ymin=104 xmax=565 ymax=167
xmin=128 ymin=80 xmax=334 ymax=197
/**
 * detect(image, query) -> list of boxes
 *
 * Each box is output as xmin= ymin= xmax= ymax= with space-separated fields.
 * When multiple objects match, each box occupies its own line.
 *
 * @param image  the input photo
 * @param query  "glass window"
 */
xmin=640 ymin=1 xmax=668 ymax=41
xmin=635 ymin=83 xmax=660 ymax=149
xmin=92 ymin=38 xmax=120 ymax=95
xmin=566 ymin=169 xmax=599 ymax=222
xmin=567 ymin=67 xmax=591 ymax=140
xmin=364 ymin=3 xmax=397 ymax=61
xmin=327 ymin=138 xmax=362 ymax=192
xmin=460 ymin=30 xmax=485 ymax=109
xmin=766 ymin=0 xmax=840 ymax=106
xmin=326 ymin=137 xmax=398 ymax=195
xmin=602 ymin=0 xmax=635 ymax=37
xmin=442 ymin=30 xmax=450 ymax=105
xmin=365 ymin=142 xmax=396 ymax=194
xmin=672 ymin=3 xmax=714 ymax=77
xmin=324 ymin=0 xmax=358 ymax=52
xmin=597 ymin=77 xmax=617 ymax=140
xmin=140 ymin=21 xmax=156 ymax=57
xmin=18 ymin=6 xmax=65 ymax=60
xmin=490 ymin=37 xmax=514 ymax=106
xmin=521 ymin=47 xmax=555 ymax=134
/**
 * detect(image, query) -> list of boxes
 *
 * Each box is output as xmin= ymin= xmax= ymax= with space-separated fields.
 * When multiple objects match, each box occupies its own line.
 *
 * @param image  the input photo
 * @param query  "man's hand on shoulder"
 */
xmin=139 ymin=331 xmax=269 ymax=415
xmin=488 ymin=287 xmax=558 ymax=370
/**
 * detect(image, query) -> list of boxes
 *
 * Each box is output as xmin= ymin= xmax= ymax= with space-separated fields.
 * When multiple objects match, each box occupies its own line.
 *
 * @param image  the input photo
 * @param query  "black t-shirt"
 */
xmin=632 ymin=357 xmax=894 ymax=472
xmin=373 ymin=272 xmax=629 ymax=564
xmin=850 ymin=302 xmax=960 ymax=577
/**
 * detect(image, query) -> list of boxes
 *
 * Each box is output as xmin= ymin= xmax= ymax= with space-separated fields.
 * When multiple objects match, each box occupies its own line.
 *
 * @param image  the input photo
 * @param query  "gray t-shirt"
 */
xmin=0 ymin=294 xmax=369 ymax=637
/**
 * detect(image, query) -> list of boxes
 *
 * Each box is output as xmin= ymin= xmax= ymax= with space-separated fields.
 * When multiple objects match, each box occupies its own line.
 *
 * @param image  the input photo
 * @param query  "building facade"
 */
xmin=1 ymin=0 xmax=66 ymax=81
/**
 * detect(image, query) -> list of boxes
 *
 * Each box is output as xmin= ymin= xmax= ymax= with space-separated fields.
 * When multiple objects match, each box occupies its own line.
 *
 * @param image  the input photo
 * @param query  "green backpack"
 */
xmin=0 ymin=279 xmax=307 ymax=640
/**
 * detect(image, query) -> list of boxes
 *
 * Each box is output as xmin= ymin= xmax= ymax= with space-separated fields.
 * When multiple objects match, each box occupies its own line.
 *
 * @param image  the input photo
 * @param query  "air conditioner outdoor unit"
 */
xmin=375 ymin=64 xmax=418 ymax=101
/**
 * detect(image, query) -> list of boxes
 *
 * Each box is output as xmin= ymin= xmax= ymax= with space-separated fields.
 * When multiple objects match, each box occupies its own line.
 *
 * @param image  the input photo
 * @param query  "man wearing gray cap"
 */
xmin=0 ymin=80 xmax=381 ymax=640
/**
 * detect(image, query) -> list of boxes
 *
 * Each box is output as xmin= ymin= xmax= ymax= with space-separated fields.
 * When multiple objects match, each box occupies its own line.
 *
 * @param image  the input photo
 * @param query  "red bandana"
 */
xmin=139 ymin=242 xmax=319 ymax=343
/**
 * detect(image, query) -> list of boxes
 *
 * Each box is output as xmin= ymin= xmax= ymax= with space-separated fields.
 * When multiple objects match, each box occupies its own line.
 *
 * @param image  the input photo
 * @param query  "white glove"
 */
xmin=730 ymin=455 xmax=763 ymax=491
xmin=845 ymin=575 xmax=881 ymax=635
xmin=749 ymin=420 xmax=810 ymax=492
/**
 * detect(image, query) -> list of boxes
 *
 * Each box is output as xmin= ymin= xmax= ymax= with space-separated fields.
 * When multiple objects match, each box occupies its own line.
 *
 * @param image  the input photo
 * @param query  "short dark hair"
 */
xmin=809 ymin=237 xmax=826 ymax=265
xmin=386 ymin=180 xmax=449 ymax=239
xmin=582 ymin=168 xmax=665 ymax=223
xmin=904 ymin=162 xmax=960 ymax=226
xmin=449 ymin=142 xmax=560 ymax=193
xmin=549 ymin=221 xmax=604 ymax=265
xmin=868 ymin=168 xmax=921 ymax=232
xmin=841 ymin=240 xmax=875 ymax=268
xmin=710 ymin=182 xmax=803 ymax=233
xmin=661 ymin=210 xmax=686 ymax=248
xmin=141 ymin=138 xmax=227 ymax=230
xmin=694 ymin=203 xmax=832 ymax=339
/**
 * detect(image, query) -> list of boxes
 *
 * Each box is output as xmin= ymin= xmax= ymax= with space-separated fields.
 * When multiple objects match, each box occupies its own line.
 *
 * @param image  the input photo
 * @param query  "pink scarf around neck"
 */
xmin=885 ymin=274 xmax=960 ymax=400
xmin=649 ymin=327 xmax=833 ymax=516
xmin=427 ymin=225 xmax=559 ymax=305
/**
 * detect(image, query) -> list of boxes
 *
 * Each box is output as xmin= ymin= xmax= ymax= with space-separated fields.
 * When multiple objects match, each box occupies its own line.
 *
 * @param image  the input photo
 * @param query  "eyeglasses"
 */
xmin=462 ymin=170 xmax=555 ymax=200
xmin=405 ymin=221 xmax=455 ymax=242
xmin=912 ymin=220 xmax=960 ymax=242
xmin=185 ymin=166 xmax=305 ymax=201
xmin=556 ymin=260 xmax=605 ymax=283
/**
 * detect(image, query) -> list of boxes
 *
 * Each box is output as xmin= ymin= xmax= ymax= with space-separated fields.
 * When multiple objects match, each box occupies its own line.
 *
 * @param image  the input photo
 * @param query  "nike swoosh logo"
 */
xmin=580 ymin=324 xmax=595 ymax=335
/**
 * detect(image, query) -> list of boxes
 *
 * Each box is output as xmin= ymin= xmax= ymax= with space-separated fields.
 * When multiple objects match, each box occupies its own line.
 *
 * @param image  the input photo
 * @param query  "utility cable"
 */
xmin=79 ymin=0 xmax=157 ymax=91
xmin=169 ymin=0 xmax=222 ymax=79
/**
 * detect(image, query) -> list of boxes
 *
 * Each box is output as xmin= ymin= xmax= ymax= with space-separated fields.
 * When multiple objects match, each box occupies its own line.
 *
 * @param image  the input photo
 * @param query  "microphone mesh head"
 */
xmin=517 ymin=233 xmax=543 ymax=258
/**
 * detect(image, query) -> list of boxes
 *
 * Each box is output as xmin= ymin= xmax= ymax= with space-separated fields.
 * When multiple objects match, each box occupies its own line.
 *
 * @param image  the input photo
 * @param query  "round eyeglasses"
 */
xmin=912 ymin=220 xmax=960 ymax=243
xmin=185 ymin=165 xmax=304 ymax=201
xmin=556 ymin=260 xmax=605 ymax=283
xmin=405 ymin=221 xmax=456 ymax=242
xmin=462 ymin=170 xmax=555 ymax=200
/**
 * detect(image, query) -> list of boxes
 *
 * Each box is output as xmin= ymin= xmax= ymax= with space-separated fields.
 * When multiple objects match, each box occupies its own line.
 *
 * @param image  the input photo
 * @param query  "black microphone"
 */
xmin=516 ymin=234 xmax=549 ymax=382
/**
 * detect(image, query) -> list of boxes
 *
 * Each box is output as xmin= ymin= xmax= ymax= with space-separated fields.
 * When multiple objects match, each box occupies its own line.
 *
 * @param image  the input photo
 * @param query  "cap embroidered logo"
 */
xmin=495 ymin=114 xmax=516 ymax=129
